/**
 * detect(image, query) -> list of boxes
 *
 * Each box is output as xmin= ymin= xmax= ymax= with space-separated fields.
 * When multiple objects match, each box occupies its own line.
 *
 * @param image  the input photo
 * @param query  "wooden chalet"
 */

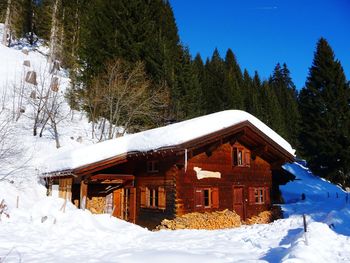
xmin=43 ymin=110 xmax=294 ymax=229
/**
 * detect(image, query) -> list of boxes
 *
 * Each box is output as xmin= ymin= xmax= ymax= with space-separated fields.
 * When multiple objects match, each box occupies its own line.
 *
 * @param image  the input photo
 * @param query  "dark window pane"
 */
xmin=155 ymin=189 xmax=159 ymax=207
xmin=233 ymin=147 xmax=238 ymax=165
xmin=204 ymin=189 xmax=210 ymax=207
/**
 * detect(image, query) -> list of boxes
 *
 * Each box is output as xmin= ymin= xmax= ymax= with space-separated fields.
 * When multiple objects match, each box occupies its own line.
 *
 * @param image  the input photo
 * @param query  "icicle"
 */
xmin=185 ymin=149 xmax=188 ymax=172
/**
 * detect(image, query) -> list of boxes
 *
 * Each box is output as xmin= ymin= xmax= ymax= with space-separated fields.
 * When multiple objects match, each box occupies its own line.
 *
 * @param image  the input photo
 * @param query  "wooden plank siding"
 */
xmin=175 ymin=142 xmax=272 ymax=220
xmin=134 ymin=158 xmax=177 ymax=229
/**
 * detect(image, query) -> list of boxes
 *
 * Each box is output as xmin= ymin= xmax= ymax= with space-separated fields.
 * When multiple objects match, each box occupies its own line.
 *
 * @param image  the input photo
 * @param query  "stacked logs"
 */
xmin=245 ymin=206 xmax=283 ymax=225
xmin=157 ymin=206 xmax=283 ymax=230
xmin=156 ymin=209 xmax=241 ymax=230
xmin=87 ymin=197 xmax=106 ymax=214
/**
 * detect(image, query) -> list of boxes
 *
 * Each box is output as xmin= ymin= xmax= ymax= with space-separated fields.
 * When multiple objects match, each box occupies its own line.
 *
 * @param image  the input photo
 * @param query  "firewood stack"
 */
xmin=87 ymin=197 xmax=106 ymax=214
xmin=156 ymin=209 xmax=242 ymax=230
xmin=245 ymin=206 xmax=283 ymax=225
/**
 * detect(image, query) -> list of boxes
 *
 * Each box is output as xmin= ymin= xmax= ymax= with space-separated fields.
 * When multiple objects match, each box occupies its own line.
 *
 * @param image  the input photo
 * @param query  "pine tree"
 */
xmin=299 ymin=38 xmax=350 ymax=186
xmin=174 ymin=47 xmax=202 ymax=119
xmin=224 ymin=49 xmax=244 ymax=110
xmin=203 ymin=49 xmax=226 ymax=113
xmin=258 ymin=80 xmax=283 ymax=132
xmin=242 ymin=69 xmax=263 ymax=117
xmin=269 ymin=63 xmax=300 ymax=145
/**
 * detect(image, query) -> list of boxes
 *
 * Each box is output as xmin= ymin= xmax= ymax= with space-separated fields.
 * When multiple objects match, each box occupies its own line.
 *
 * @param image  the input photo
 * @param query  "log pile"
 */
xmin=245 ymin=206 xmax=283 ymax=225
xmin=156 ymin=209 xmax=242 ymax=230
xmin=87 ymin=197 xmax=106 ymax=214
xmin=157 ymin=206 xmax=283 ymax=230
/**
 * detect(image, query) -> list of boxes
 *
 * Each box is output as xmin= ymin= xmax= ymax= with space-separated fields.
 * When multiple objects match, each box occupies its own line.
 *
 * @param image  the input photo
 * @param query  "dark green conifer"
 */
xmin=299 ymin=38 xmax=350 ymax=186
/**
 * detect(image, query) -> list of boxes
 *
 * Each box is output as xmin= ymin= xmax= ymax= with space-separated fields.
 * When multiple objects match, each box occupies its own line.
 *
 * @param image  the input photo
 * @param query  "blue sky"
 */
xmin=170 ymin=0 xmax=350 ymax=89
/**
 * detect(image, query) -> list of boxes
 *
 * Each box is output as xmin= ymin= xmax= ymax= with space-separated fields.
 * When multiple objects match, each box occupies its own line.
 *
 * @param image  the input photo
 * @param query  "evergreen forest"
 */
xmin=1 ymin=0 xmax=349 ymax=186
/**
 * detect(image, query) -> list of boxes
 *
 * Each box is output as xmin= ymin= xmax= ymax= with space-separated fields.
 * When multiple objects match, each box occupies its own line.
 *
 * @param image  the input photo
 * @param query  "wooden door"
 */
xmin=113 ymin=188 xmax=123 ymax=219
xmin=113 ymin=188 xmax=136 ymax=223
xmin=233 ymin=186 xmax=245 ymax=220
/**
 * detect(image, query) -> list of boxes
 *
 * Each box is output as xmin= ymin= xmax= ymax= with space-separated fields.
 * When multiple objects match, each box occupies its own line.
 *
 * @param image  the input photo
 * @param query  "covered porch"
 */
xmin=46 ymin=173 xmax=137 ymax=223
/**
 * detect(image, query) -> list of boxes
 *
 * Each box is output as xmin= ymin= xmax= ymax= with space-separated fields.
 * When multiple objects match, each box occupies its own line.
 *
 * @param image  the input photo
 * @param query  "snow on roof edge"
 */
xmin=40 ymin=110 xmax=295 ymax=174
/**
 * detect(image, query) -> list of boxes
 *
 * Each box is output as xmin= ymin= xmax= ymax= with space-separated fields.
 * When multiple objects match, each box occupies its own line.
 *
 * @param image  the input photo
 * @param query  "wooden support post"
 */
xmin=80 ymin=181 xmax=88 ymax=210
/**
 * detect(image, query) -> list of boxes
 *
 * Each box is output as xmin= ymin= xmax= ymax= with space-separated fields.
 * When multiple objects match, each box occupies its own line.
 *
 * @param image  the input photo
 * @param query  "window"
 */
xmin=249 ymin=187 xmax=270 ymax=205
xmin=254 ymin=188 xmax=265 ymax=204
xmin=147 ymin=160 xmax=159 ymax=173
xmin=148 ymin=188 xmax=159 ymax=207
xmin=140 ymin=186 xmax=166 ymax=210
xmin=232 ymin=147 xmax=251 ymax=167
xmin=195 ymin=187 xmax=219 ymax=209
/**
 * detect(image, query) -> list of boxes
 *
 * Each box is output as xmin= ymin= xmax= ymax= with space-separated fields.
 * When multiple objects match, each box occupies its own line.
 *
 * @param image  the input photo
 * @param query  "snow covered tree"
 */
xmin=299 ymin=38 xmax=350 ymax=186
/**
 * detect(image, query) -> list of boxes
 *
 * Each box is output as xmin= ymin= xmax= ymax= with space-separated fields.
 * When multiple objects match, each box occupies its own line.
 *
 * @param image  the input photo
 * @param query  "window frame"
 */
xmin=147 ymin=160 xmax=159 ymax=173
xmin=195 ymin=187 xmax=219 ymax=209
xmin=249 ymin=187 xmax=268 ymax=205
xmin=232 ymin=147 xmax=251 ymax=167
xmin=140 ymin=186 xmax=166 ymax=210
xmin=254 ymin=187 xmax=265 ymax=204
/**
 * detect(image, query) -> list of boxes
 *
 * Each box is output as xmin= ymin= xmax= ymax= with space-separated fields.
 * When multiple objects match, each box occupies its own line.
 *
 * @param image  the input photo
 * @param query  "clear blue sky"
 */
xmin=170 ymin=0 xmax=350 ymax=89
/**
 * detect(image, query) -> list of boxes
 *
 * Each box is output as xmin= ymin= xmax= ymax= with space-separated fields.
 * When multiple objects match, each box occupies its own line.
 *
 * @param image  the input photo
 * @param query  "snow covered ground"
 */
xmin=0 ymin=25 xmax=349 ymax=262
xmin=0 ymin=162 xmax=349 ymax=263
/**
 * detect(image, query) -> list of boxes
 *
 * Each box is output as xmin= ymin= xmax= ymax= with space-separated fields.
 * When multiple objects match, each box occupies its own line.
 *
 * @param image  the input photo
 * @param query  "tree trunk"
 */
xmin=2 ymin=0 xmax=12 ymax=46
xmin=49 ymin=0 xmax=60 ymax=66
xmin=52 ymin=120 xmax=60 ymax=148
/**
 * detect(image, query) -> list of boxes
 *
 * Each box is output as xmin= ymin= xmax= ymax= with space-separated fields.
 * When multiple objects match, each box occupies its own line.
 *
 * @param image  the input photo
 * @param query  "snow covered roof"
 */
xmin=41 ymin=110 xmax=295 ymax=174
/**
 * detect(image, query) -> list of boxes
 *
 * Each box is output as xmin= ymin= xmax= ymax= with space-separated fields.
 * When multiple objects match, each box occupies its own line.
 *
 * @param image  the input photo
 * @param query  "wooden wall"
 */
xmin=133 ymin=158 xmax=177 ymax=229
xmin=61 ymin=142 xmax=273 ymax=228
xmin=175 ymin=142 xmax=272 ymax=219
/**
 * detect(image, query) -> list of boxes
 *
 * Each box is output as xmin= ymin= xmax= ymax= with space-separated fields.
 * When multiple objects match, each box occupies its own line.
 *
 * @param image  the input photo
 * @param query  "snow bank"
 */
xmin=41 ymin=110 xmax=295 ymax=173
xmin=281 ymin=162 xmax=350 ymax=236
xmin=282 ymin=162 xmax=345 ymax=203
xmin=281 ymin=222 xmax=350 ymax=263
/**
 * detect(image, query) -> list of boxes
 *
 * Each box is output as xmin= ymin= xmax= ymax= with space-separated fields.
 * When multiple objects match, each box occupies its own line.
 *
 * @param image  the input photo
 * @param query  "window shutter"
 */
xmin=129 ymin=188 xmax=137 ymax=223
xmin=249 ymin=187 xmax=255 ymax=205
xmin=146 ymin=187 xmax=150 ymax=207
xmin=195 ymin=189 xmax=203 ymax=208
xmin=211 ymin=188 xmax=219 ymax=209
xmin=265 ymin=187 xmax=270 ymax=205
xmin=113 ymin=188 xmax=123 ymax=218
xmin=158 ymin=187 xmax=166 ymax=210
xmin=140 ymin=187 xmax=146 ymax=208
xmin=245 ymin=151 xmax=251 ymax=167
xmin=233 ymin=147 xmax=238 ymax=166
